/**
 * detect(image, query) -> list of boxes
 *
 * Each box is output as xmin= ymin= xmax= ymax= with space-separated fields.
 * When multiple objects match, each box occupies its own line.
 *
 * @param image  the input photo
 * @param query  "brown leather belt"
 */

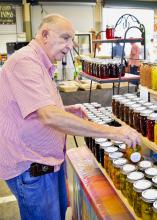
xmin=29 ymin=163 xmax=54 ymax=177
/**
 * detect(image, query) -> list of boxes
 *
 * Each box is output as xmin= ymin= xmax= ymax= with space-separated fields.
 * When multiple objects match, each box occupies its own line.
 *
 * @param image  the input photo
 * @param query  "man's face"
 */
xmin=45 ymin=21 xmax=75 ymax=62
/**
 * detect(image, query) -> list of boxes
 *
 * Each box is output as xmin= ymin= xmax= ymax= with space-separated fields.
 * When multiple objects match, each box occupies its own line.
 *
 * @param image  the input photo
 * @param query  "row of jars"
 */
xmin=140 ymin=61 xmax=157 ymax=90
xmin=83 ymin=101 xmax=157 ymax=219
xmin=80 ymin=57 xmax=125 ymax=79
xmin=112 ymin=93 xmax=157 ymax=143
xmin=85 ymin=136 xmax=157 ymax=220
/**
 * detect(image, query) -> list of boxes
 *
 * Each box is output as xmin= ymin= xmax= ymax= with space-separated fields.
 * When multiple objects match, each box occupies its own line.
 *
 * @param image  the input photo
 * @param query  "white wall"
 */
xmin=30 ymin=3 xmax=94 ymax=37
xmin=0 ymin=6 xmax=23 ymax=53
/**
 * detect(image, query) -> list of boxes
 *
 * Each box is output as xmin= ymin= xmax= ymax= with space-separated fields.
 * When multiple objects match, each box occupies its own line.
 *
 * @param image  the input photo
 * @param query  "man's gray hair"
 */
xmin=38 ymin=13 xmax=70 ymax=30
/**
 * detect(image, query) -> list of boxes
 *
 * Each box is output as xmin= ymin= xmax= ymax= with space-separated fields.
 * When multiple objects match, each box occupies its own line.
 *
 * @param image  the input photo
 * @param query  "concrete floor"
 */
xmin=0 ymin=135 xmax=85 ymax=220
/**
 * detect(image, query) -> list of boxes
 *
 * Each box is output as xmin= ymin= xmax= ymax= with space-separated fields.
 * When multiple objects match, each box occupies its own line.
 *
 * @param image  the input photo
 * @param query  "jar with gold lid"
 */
xmin=141 ymin=189 xmax=157 ymax=220
xmin=126 ymin=171 xmax=144 ymax=206
xmin=133 ymin=179 xmax=152 ymax=217
xmin=104 ymin=146 xmax=118 ymax=172
xmin=147 ymin=113 xmax=157 ymax=141
xmin=112 ymin=158 xmax=128 ymax=189
xmin=138 ymin=160 xmax=153 ymax=172
xmin=99 ymin=141 xmax=113 ymax=167
xmin=120 ymin=164 xmax=137 ymax=197
xmin=140 ymin=110 xmax=153 ymax=137
xmin=152 ymin=200 xmax=157 ymax=220
xmin=145 ymin=167 xmax=157 ymax=180
xmin=108 ymin=152 xmax=123 ymax=180
xmin=133 ymin=107 xmax=146 ymax=132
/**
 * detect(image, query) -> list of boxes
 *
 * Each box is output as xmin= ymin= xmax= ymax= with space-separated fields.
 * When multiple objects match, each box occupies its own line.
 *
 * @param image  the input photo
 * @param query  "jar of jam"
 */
xmin=119 ymin=143 xmax=127 ymax=157
xmin=152 ymin=200 xmax=157 ymax=220
xmin=145 ymin=167 xmax=157 ymax=180
xmin=154 ymin=120 xmax=157 ymax=145
xmin=95 ymin=138 xmax=107 ymax=162
xmin=140 ymin=110 xmax=153 ymax=137
xmin=133 ymin=107 xmax=146 ymax=132
xmin=127 ymin=103 xmax=141 ymax=126
xmin=112 ymin=95 xmax=122 ymax=115
xmin=133 ymin=179 xmax=152 ymax=217
xmin=114 ymin=97 xmax=124 ymax=118
xmin=126 ymin=171 xmax=144 ymax=206
xmin=100 ymin=141 xmax=113 ymax=167
xmin=130 ymin=104 xmax=142 ymax=128
xmin=138 ymin=160 xmax=153 ymax=172
xmin=119 ymin=99 xmax=130 ymax=121
xmin=112 ymin=158 xmax=128 ymax=189
xmin=141 ymin=189 xmax=157 ymax=220
xmin=104 ymin=146 xmax=118 ymax=173
xmin=120 ymin=164 xmax=137 ymax=197
xmin=108 ymin=152 xmax=123 ymax=180
xmin=147 ymin=113 xmax=157 ymax=141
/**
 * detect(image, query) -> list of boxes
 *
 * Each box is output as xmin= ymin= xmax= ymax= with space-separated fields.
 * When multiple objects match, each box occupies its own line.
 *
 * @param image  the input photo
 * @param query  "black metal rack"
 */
xmin=82 ymin=14 xmax=146 ymax=101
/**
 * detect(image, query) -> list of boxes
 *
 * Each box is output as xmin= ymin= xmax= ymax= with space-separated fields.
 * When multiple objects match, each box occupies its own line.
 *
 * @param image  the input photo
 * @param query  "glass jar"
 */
xmin=115 ymin=97 xmax=124 ymax=118
xmin=152 ymin=176 xmax=157 ymax=188
xmin=154 ymin=120 xmax=157 ymax=145
xmin=143 ymin=102 xmax=154 ymax=108
xmin=133 ymin=107 xmax=146 ymax=132
xmin=119 ymin=99 xmax=130 ymax=121
xmin=112 ymin=158 xmax=128 ymax=189
xmin=104 ymin=146 xmax=118 ymax=173
xmin=99 ymin=141 xmax=112 ymax=167
xmin=151 ymin=64 xmax=157 ymax=90
xmin=126 ymin=145 xmax=141 ymax=162
xmin=133 ymin=179 xmax=152 ymax=217
xmin=126 ymin=171 xmax=144 ymax=206
xmin=108 ymin=152 xmax=123 ymax=180
xmin=141 ymin=189 xmax=157 ymax=220
xmin=138 ymin=160 xmax=153 ymax=172
xmin=147 ymin=113 xmax=157 ymax=141
xmin=140 ymin=110 xmax=153 ymax=137
xmin=129 ymin=104 xmax=141 ymax=128
xmin=119 ymin=143 xmax=127 ymax=157
xmin=112 ymin=95 xmax=122 ymax=115
xmin=95 ymin=138 xmax=107 ymax=162
xmin=120 ymin=164 xmax=137 ymax=197
xmin=152 ymin=200 xmax=157 ymax=220
xmin=145 ymin=167 xmax=157 ymax=180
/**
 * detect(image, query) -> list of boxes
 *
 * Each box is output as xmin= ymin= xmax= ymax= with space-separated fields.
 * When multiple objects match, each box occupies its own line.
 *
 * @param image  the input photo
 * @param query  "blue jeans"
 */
xmin=6 ymin=163 xmax=68 ymax=220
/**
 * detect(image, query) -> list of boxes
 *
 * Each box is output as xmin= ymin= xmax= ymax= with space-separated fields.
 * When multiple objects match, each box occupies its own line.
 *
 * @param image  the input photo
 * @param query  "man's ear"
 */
xmin=41 ymin=29 xmax=49 ymax=43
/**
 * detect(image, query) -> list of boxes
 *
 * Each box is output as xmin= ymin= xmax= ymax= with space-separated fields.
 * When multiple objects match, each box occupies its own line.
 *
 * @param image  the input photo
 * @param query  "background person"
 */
xmin=0 ymin=14 xmax=141 ymax=220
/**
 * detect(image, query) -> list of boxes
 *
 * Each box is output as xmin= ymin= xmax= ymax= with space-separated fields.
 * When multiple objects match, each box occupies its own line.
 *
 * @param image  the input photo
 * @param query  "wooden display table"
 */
xmin=67 ymin=147 xmax=135 ymax=220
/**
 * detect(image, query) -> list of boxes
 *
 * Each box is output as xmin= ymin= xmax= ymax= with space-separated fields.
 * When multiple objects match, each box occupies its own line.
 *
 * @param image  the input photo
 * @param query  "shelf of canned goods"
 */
xmin=83 ymin=97 xmax=157 ymax=219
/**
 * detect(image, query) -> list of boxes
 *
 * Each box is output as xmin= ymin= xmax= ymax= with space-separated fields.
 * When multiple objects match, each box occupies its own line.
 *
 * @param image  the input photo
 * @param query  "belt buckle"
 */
xmin=42 ymin=165 xmax=49 ymax=172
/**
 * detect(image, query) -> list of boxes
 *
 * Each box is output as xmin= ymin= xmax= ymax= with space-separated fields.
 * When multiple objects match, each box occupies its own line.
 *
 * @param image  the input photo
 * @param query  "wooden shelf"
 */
xmin=93 ymin=38 xmax=144 ymax=44
xmin=112 ymin=115 xmax=157 ymax=153
xmin=94 ymin=158 xmax=141 ymax=220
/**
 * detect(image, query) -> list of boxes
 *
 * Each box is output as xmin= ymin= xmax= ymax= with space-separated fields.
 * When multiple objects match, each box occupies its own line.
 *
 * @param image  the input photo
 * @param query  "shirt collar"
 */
xmin=29 ymin=39 xmax=55 ymax=78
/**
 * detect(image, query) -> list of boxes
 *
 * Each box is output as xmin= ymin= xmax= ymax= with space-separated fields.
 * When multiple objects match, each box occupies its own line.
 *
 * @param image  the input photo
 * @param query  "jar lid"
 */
xmin=140 ymin=110 xmax=153 ymax=117
xmin=130 ymin=152 xmax=141 ymax=163
xmin=112 ymin=95 xmax=122 ymax=100
xmin=111 ymin=140 xmax=124 ymax=146
xmin=118 ymin=143 xmax=127 ymax=151
xmin=95 ymin=138 xmax=108 ymax=144
xmin=122 ymin=164 xmax=137 ymax=174
xmin=143 ymin=102 xmax=154 ymax=108
xmin=133 ymin=179 xmax=152 ymax=192
xmin=104 ymin=146 xmax=118 ymax=154
xmin=103 ymin=119 xmax=113 ymax=124
xmin=153 ymin=200 xmax=157 ymax=212
xmin=120 ymin=99 xmax=130 ymax=105
xmin=132 ymin=97 xmax=141 ymax=102
xmin=127 ymin=171 xmax=144 ymax=183
xmin=125 ymin=101 xmax=137 ymax=107
xmin=113 ymin=158 xmax=128 ymax=168
xmin=148 ymin=113 xmax=157 ymax=120
xmin=134 ymin=106 xmax=146 ymax=113
xmin=145 ymin=167 xmax=157 ymax=178
xmin=152 ymin=176 xmax=157 ymax=185
xmin=100 ymin=141 xmax=113 ymax=149
xmin=129 ymin=104 xmax=141 ymax=109
xmin=138 ymin=160 xmax=153 ymax=170
xmin=142 ymin=189 xmax=157 ymax=203
xmin=149 ymin=105 xmax=157 ymax=112
xmin=109 ymin=152 xmax=123 ymax=160
xmin=124 ymin=93 xmax=136 ymax=97
xmin=138 ymin=100 xmax=147 ymax=105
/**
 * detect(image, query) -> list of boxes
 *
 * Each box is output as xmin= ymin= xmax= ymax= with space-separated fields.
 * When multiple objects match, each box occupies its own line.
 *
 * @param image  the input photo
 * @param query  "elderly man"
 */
xmin=0 ymin=14 xmax=140 ymax=220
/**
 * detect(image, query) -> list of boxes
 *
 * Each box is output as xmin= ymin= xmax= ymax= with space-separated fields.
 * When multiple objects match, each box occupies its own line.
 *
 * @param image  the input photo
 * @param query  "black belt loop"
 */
xmin=29 ymin=163 xmax=54 ymax=177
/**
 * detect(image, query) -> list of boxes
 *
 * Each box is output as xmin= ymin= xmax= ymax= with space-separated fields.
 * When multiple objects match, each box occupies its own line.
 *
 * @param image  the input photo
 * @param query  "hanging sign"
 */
xmin=0 ymin=5 xmax=16 ymax=24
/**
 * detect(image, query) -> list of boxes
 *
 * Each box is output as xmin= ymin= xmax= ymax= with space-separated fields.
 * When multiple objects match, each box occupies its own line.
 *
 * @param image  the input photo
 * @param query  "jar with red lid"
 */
xmin=133 ymin=107 xmax=146 ymax=132
xmin=147 ymin=113 xmax=157 ymax=141
xmin=140 ymin=110 xmax=153 ymax=137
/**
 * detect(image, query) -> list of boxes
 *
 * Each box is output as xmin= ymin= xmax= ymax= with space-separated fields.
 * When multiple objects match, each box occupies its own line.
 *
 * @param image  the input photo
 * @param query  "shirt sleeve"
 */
xmin=7 ymin=57 xmax=56 ymax=118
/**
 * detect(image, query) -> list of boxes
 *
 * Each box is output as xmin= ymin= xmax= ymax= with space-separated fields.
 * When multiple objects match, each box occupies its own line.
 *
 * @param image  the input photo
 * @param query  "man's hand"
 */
xmin=65 ymin=104 xmax=88 ymax=119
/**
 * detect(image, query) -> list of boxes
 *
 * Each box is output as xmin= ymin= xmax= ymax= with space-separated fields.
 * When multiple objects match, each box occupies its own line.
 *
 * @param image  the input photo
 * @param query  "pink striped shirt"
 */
xmin=0 ymin=40 xmax=65 ymax=180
